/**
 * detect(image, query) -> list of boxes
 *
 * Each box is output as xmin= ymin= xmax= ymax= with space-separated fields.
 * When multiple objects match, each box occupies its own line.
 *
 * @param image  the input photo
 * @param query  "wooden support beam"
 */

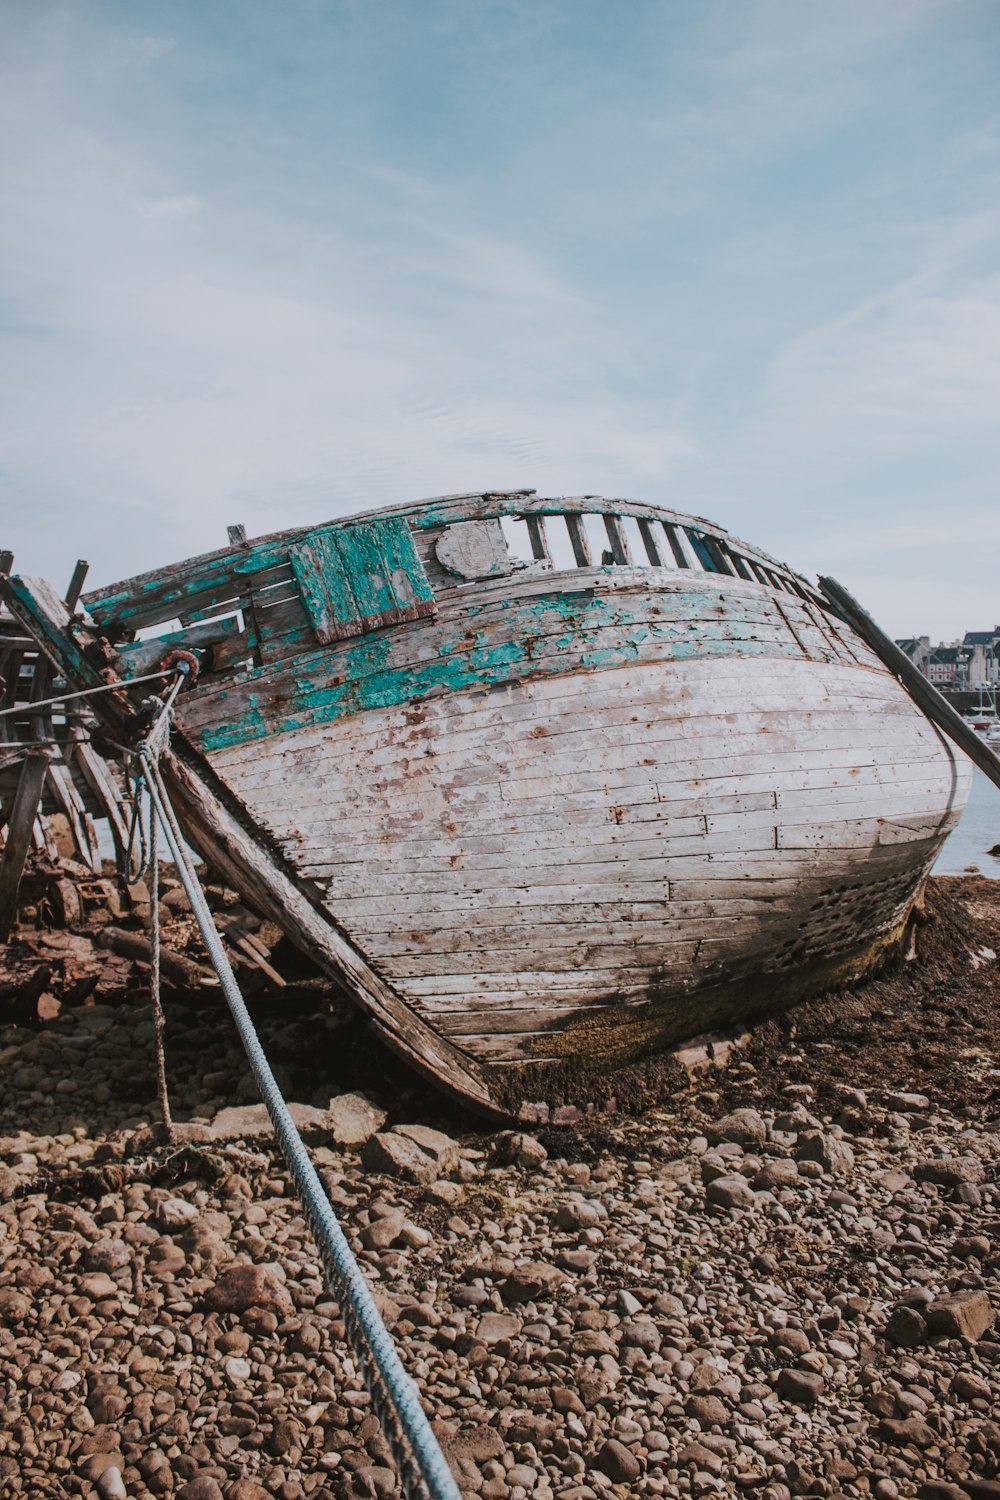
xmin=0 ymin=748 xmax=51 ymax=941
xmin=65 ymin=560 xmax=89 ymax=612
xmin=819 ymin=576 xmax=1000 ymax=795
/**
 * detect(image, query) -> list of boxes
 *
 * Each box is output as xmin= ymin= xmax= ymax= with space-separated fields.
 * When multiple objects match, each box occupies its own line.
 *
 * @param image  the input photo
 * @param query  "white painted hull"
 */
xmin=207 ymin=651 xmax=969 ymax=1083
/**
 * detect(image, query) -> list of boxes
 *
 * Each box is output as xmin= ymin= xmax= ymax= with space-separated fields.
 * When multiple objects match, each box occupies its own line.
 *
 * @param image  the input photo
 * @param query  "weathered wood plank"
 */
xmin=0 ymin=749 xmax=50 ymax=940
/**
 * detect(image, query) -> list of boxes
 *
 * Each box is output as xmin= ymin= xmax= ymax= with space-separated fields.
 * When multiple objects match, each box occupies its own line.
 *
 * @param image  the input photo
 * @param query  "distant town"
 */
xmin=895 ymin=627 xmax=1000 ymax=692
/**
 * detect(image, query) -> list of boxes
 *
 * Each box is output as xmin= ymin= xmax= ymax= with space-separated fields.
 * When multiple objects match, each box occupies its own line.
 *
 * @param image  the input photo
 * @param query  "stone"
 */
xmin=705 ymin=1108 xmax=767 ymax=1146
xmin=176 ymin=1479 xmax=226 ymax=1500
xmin=880 ymin=1417 xmax=936 ymax=1447
xmin=360 ymin=1211 xmax=406 ymax=1250
xmin=361 ymin=1132 xmax=438 ymax=1184
xmin=952 ymin=1234 xmax=991 ymax=1260
xmin=157 ymin=1197 xmax=199 ymax=1229
xmin=951 ymin=1370 xmax=991 ymax=1402
xmin=440 ymin=1426 xmax=506 ymax=1463
xmin=476 ymin=1312 xmax=521 ymax=1344
xmin=886 ymin=1304 xmax=928 ymax=1348
xmin=685 ymin=1393 xmax=729 ymax=1425
xmin=326 ymin=1092 xmax=387 ymax=1146
xmin=393 ymin=1124 xmax=461 ymax=1172
xmin=914 ymin=1157 xmax=985 ymax=1187
xmin=96 ymin=1470 xmax=127 ymax=1500
xmin=227 ymin=1483 xmax=273 ymax=1500
xmin=679 ymin=1442 xmax=724 ymax=1476
xmin=705 ymin=1174 xmax=755 ymax=1209
xmin=776 ymin=1369 xmax=824 ymax=1406
xmin=85 ymin=1239 xmax=130 ymax=1273
xmin=0 ymin=1288 xmax=31 ymax=1323
xmin=80 ymin=1272 xmax=119 ymax=1301
xmin=495 ymin=1131 xmax=548 ymax=1168
xmin=885 ymin=1091 xmax=931 ymax=1113
xmin=795 ymin=1131 xmax=855 ymax=1175
xmin=925 ymin=1291 xmax=994 ymax=1341
xmin=502 ymin=1262 xmax=565 ymax=1303
xmin=753 ymin=1159 xmax=799 ymax=1191
xmin=208 ymin=1104 xmax=273 ymax=1139
xmin=555 ymin=1197 xmax=608 ymax=1230
xmin=204 ymin=1263 xmax=294 ymax=1318
xmin=594 ymin=1439 xmax=641 ymax=1484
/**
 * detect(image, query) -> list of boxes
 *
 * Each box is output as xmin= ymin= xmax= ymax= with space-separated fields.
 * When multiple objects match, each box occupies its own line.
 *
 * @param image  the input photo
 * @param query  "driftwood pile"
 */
xmin=0 ymin=843 xmax=323 ymax=1034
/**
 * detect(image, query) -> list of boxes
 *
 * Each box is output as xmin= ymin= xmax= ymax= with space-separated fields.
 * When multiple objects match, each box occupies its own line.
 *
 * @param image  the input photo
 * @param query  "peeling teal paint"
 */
xmin=192 ymin=585 xmax=809 ymax=754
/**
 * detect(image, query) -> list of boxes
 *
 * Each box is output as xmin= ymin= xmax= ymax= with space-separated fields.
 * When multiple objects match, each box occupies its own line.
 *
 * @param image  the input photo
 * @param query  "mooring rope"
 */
xmin=136 ymin=728 xmax=461 ymax=1500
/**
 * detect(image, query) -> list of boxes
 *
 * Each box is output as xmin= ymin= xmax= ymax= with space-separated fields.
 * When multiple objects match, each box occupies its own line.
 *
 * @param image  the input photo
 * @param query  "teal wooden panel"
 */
xmin=290 ymin=517 xmax=436 ymax=645
xmin=290 ymin=531 xmax=362 ymax=641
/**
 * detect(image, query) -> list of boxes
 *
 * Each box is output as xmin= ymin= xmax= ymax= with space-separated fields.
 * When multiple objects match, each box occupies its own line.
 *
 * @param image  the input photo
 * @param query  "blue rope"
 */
xmin=141 ymin=750 xmax=462 ymax=1500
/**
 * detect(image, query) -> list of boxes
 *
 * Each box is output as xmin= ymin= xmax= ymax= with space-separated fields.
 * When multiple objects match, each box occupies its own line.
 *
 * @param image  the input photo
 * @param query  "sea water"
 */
xmin=934 ymin=765 xmax=1000 ymax=878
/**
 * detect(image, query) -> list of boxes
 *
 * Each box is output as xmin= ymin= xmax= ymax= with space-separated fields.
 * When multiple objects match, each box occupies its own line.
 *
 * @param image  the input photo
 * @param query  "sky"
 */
xmin=1 ymin=0 xmax=998 ymax=639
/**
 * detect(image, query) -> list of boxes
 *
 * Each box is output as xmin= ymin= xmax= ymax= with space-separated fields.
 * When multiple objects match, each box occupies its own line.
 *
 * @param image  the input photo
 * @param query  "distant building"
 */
xmin=894 ymin=636 xmax=930 ymax=675
xmin=962 ymin=627 xmax=1000 ymax=687
xmin=925 ymin=645 xmax=968 ymax=689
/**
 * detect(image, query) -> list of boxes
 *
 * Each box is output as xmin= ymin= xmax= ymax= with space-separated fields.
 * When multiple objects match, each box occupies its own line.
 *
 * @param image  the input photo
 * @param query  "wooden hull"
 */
xmin=202 ymin=645 xmax=968 ymax=1089
xmin=3 ymin=495 xmax=972 ymax=1116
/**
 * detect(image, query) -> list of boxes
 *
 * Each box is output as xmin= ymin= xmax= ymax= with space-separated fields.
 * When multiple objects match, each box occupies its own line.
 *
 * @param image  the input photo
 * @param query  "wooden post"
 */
xmin=819 ymin=576 xmax=1000 ymax=794
xmin=65 ymin=560 xmax=89 ymax=612
xmin=0 ymin=749 xmax=51 ymax=941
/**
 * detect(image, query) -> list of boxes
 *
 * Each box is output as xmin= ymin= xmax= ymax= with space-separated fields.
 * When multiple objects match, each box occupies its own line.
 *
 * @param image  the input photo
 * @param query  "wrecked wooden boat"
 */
xmin=2 ymin=492 xmax=971 ymax=1116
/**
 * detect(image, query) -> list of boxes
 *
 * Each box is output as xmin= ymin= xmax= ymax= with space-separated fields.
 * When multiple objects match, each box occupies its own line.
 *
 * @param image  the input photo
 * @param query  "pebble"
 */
xmin=1 ymin=939 xmax=998 ymax=1500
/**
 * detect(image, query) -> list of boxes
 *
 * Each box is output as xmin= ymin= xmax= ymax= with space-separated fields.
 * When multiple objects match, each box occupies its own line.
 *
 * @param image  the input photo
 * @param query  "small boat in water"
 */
xmin=2 ymin=492 xmax=972 ymax=1116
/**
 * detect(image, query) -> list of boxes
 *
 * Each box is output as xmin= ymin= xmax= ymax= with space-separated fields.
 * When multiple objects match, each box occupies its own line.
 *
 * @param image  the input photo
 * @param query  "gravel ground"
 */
xmin=1 ymin=876 xmax=997 ymax=1500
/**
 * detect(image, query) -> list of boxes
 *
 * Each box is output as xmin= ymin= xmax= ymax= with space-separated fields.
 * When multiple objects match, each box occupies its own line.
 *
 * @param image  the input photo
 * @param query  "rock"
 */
xmin=360 ymin=1211 xmax=406 ymax=1250
xmin=502 ymin=1262 xmax=565 ymax=1303
xmin=679 ymin=1442 xmax=724 ymax=1475
xmin=925 ymin=1290 xmax=994 ymax=1341
xmin=96 ymin=1470 xmax=127 ymax=1500
xmin=885 ymin=1091 xmax=931 ymax=1113
xmin=227 ymin=1483 xmax=273 ymax=1500
xmin=204 ymin=1263 xmax=294 ymax=1318
xmin=951 ymin=1370 xmax=991 ymax=1402
xmin=705 ymin=1108 xmax=767 ymax=1146
xmin=915 ymin=1157 xmax=985 ymax=1187
xmin=351 ymin=1465 xmax=397 ymax=1498
xmin=795 ymin=1131 xmax=855 ymax=1175
xmin=85 ymin=1239 xmax=130 ymax=1273
xmin=685 ymin=1393 xmax=729 ymax=1425
xmin=753 ymin=1159 xmax=799 ymax=1191
xmin=440 ymin=1426 xmax=506 ymax=1463
xmin=157 ymin=1197 xmax=199 ymax=1229
xmin=393 ymin=1124 xmax=461 ymax=1172
xmin=619 ymin=1317 xmax=661 ymax=1352
xmin=952 ymin=1234 xmax=991 ymax=1260
xmin=207 ymin=1104 xmax=273 ymax=1139
xmin=777 ymin=1369 xmax=825 ymax=1406
xmin=594 ymin=1439 xmax=642 ymax=1483
xmin=79 ymin=1273 xmax=118 ymax=1301
xmin=572 ymin=1329 xmax=617 ymax=1356
xmin=177 ymin=1479 xmax=226 ymax=1500
xmin=495 ymin=1131 xmax=548 ymax=1168
xmin=886 ymin=1304 xmax=928 ymax=1348
xmin=476 ymin=1312 xmax=521 ymax=1343
xmin=705 ymin=1174 xmax=755 ymax=1209
xmin=0 ymin=1288 xmax=31 ymax=1323
xmin=555 ymin=1197 xmax=607 ymax=1230
xmin=361 ymin=1131 xmax=439 ymax=1184
xmin=326 ymin=1092 xmax=387 ymax=1146
xmin=880 ymin=1417 xmax=936 ymax=1447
